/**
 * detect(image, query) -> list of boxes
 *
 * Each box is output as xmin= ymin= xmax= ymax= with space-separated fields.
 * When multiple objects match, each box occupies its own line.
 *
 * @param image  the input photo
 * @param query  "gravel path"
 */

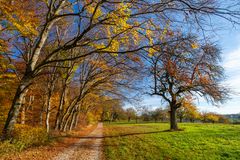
xmin=53 ymin=123 xmax=103 ymax=160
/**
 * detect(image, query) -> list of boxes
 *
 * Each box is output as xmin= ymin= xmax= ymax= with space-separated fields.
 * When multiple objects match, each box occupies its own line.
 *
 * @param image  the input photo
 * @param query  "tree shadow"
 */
xmin=60 ymin=130 xmax=174 ymax=139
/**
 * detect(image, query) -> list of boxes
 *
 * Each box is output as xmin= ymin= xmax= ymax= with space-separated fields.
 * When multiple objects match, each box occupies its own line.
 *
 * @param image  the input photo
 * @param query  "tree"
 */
xmin=177 ymin=99 xmax=199 ymax=122
xmin=126 ymin=108 xmax=136 ymax=122
xmin=2 ymin=0 xmax=240 ymax=139
xmin=201 ymin=112 xmax=221 ymax=123
xmin=148 ymin=35 xmax=228 ymax=130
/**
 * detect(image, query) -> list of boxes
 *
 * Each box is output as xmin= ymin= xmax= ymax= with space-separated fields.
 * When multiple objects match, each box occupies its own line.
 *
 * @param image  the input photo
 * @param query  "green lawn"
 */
xmin=103 ymin=122 xmax=240 ymax=160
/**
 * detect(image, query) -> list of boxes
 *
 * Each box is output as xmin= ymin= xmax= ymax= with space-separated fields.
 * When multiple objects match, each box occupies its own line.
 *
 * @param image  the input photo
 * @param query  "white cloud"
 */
xmin=196 ymin=47 xmax=240 ymax=114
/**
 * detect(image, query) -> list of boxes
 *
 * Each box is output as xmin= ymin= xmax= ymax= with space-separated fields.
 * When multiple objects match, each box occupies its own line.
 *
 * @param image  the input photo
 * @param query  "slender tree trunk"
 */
xmin=69 ymin=112 xmax=77 ymax=131
xmin=170 ymin=105 xmax=178 ymax=130
xmin=60 ymin=98 xmax=78 ymax=131
xmin=45 ymin=95 xmax=51 ymax=133
xmin=2 ymin=76 xmax=30 ymax=140
xmin=73 ymin=112 xmax=79 ymax=129
xmin=180 ymin=117 xmax=183 ymax=123
xmin=55 ymin=84 xmax=67 ymax=130
xmin=40 ymin=109 xmax=43 ymax=126
xmin=21 ymin=106 xmax=26 ymax=125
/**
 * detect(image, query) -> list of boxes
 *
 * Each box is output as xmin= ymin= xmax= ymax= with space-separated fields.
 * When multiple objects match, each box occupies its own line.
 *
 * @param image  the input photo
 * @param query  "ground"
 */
xmin=103 ymin=122 xmax=240 ymax=160
xmin=1 ymin=122 xmax=240 ymax=160
xmin=0 ymin=124 xmax=102 ymax=160
xmin=53 ymin=123 xmax=103 ymax=160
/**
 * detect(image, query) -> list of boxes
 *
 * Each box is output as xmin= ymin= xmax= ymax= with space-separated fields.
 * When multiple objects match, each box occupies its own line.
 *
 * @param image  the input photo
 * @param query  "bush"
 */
xmin=0 ymin=140 xmax=16 ymax=155
xmin=12 ymin=124 xmax=49 ymax=151
xmin=0 ymin=124 xmax=49 ymax=154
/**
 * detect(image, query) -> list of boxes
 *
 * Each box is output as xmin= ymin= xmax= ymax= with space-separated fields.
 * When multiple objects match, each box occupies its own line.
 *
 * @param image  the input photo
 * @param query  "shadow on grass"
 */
xmin=59 ymin=129 xmax=184 ymax=139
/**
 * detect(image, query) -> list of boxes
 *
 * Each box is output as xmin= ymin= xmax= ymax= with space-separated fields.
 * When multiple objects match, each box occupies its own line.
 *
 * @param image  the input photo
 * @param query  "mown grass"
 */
xmin=103 ymin=122 xmax=240 ymax=160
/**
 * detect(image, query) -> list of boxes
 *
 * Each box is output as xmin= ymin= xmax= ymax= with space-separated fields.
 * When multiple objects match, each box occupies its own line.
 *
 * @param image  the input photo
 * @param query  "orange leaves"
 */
xmin=165 ymin=60 xmax=177 ymax=77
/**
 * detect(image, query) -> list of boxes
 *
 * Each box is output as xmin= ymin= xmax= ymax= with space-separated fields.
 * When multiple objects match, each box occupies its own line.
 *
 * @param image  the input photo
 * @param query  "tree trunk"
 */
xmin=60 ymin=98 xmax=78 ymax=131
xmin=21 ymin=106 xmax=26 ymax=125
xmin=40 ymin=109 xmax=43 ymax=126
xmin=73 ymin=112 xmax=79 ymax=129
xmin=69 ymin=112 xmax=77 ymax=131
xmin=2 ymin=77 xmax=30 ymax=140
xmin=55 ymin=84 xmax=67 ymax=130
xmin=45 ymin=95 xmax=51 ymax=133
xmin=20 ymin=96 xmax=26 ymax=125
xmin=170 ymin=105 xmax=178 ymax=130
xmin=180 ymin=117 xmax=183 ymax=123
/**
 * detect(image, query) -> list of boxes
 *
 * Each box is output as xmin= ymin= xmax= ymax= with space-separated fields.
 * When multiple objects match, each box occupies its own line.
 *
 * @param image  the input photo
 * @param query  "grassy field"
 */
xmin=103 ymin=122 xmax=240 ymax=160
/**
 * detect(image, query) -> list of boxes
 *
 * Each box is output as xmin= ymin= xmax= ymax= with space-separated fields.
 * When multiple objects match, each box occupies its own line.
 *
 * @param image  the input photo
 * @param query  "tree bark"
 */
xmin=170 ymin=105 xmax=178 ymax=130
xmin=20 ymin=97 xmax=26 ymax=125
xmin=2 ymin=77 xmax=30 ymax=140
xmin=69 ymin=112 xmax=77 ymax=131
xmin=55 ymin=84 xmax=67 ymax=130
xmin=21 ymin=106 xmax=26 ymax=125
xmin=73 ymin=112 xmax=79 ymax=129
xmin=45 ymin=93 xmax=52 ymax=133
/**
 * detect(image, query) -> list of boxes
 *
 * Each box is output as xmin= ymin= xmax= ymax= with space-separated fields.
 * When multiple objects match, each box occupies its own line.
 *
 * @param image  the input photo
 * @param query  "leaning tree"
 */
xmin=147 ymin=35 xmax=228 ymax=130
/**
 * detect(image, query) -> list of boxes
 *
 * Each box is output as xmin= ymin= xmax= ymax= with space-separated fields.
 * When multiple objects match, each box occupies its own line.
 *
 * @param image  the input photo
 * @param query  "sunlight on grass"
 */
xmin=103 ymin=123 xmax=240 ymax=160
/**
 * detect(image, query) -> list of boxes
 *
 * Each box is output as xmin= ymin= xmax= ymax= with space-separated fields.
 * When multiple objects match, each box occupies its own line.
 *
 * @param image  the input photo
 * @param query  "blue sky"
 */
xmin=126 ymin=25 xmax=240 ymax=115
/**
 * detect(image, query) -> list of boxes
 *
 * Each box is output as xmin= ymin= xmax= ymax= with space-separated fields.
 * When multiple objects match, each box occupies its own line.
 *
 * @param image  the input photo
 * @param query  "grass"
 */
xmin=103 ymin=122 xmax=240 ymax=160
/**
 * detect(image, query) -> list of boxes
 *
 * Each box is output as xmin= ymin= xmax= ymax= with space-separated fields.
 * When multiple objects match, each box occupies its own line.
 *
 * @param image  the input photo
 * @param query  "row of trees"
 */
xmin=102 ymin=101 xmax=229 ymax=124
xmin=1 ymin=0 xmax=240 ymax=139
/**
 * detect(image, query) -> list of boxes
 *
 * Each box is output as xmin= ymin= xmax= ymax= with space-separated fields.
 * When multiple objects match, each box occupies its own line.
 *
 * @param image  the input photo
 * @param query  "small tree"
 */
xmin=126 ymin=108 xmax=136 ymax=122
xmin=149 ymin=35 xmax=228 ymax=130
xmin=177 ymin=99 xmax=200 ymax=123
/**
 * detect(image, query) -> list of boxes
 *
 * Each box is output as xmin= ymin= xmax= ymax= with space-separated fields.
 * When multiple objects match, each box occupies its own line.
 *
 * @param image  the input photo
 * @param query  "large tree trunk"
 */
xmin=170 ymin=105 xmax=178 ymax=130
xmin=2 ymin=77 xmax=30 ymax=140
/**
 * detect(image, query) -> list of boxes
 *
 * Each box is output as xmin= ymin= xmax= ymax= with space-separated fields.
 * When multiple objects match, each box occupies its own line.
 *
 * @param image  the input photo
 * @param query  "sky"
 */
xmin=125 ymin=25 xmax=240 ymax=115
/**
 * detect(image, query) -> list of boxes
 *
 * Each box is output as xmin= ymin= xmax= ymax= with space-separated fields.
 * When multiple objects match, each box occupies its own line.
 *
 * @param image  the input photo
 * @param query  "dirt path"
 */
xmin=53 ymin=123 xmax=103 ymax=160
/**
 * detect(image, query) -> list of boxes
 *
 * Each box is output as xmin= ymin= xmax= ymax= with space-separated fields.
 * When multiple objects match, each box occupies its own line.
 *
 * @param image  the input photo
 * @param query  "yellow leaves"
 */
xmin=0 ymin=73 xmax=16 ymax=79
xmin=106 ymin=3 xmax=131 ymax=33
xmin=191 ymin=42 xmax=199 ymax=49
xmin=0 ymin=0 xmax=39 ymax=36
xmin=84 ymin=1 xmax=103 ymax=21
xmin=146 ymin=29 xmax=153 ymax=45
xmin=110 ymin=39 xmax=120 ymax=52
xmin=148 ymin=48 xmax=156 ymax=57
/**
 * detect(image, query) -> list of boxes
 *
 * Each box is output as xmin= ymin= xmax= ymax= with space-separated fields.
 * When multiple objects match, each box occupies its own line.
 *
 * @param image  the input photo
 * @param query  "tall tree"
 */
xmin=148 ymin=35 xmax=228 ymax=130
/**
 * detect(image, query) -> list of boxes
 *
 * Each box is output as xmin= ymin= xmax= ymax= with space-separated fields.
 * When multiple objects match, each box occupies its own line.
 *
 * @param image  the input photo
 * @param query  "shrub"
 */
xmin=0 ymin=140 xmax=16 ymax=155
xmin=12 ymin=124 xmax=49 ymax=151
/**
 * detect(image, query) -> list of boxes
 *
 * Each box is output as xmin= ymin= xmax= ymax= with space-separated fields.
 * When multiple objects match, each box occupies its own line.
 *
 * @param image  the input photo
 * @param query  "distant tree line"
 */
xmin=102 ymin=100 xmax=229 ymax=124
